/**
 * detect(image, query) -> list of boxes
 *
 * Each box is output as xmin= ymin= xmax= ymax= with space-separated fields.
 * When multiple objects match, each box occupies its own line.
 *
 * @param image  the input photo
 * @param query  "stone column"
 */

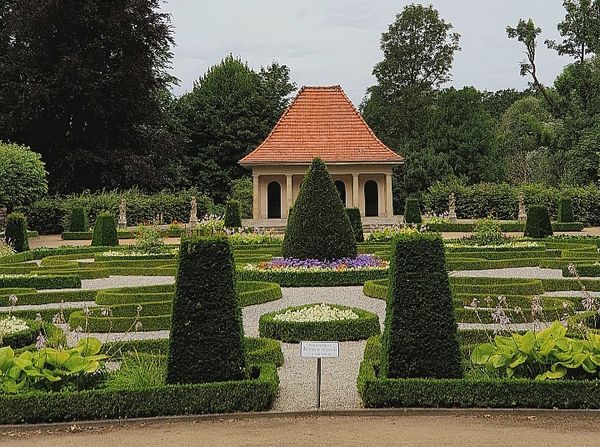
xmin=285 ymin=174 xmax=293 ymax=218
xmin=352 ymin=173 xmax=360 ymax=212
xmin=385 ymin=173 xmax=394 ymax=218
xmin=252 ymin=174 xmax=260 ymax=220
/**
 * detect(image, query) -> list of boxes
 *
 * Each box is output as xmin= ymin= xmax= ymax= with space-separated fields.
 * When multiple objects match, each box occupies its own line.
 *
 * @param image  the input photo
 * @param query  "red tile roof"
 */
xmin=239 ymin=85 xmax=404 ymax=166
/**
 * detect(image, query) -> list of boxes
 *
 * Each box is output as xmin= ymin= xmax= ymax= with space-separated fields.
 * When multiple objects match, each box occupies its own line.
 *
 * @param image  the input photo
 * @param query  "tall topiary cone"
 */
xmin=91 ymin=212 xmax=119 ymax=246
xmin=283 ymin=158 xmax=357 ymax=260
xmin=224 ymin=200 xmax=242 ymax=228
xmin=524 ymin=205 xmax=553 ymax=238
xmin=404 ymin=198 xmax=422 ymax=224
xmin=4 ymin=212 xmax=29 ymax=252
xmin=69 ymin=206 xmax=89 ymax=232
xmin=381 ymin=232 xmax=462 ymax=379
xmin=167 ymin=236 xmax=246 ymax=384
xmin=557 ymin=197 xmax=574 ymax=223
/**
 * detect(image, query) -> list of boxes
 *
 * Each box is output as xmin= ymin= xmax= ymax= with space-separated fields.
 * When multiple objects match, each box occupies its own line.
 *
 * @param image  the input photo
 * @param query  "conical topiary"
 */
xmin=91 ymin=212 xmax=119 ymax=246
xmin=69 ymin=206 xmax=89 ymax=232
xmin=224 ymin=200 xmax=242 ymax=228
xmin=404 ymin=198 xmax=422 ymax=224
xmin=557 ymin=197 xmax=574 ymax=223
xmin=345 ymin=208 xmax=364 ymax=242
xmin=524 ymin=205 xmax=553 ymax=238
xmin=4 ymin=212 xmax=29 ymax=252
xmin=167 ymin=236 xmax=246 ymax=384
xmin=283 ymin=158 xmax=357 ymax=260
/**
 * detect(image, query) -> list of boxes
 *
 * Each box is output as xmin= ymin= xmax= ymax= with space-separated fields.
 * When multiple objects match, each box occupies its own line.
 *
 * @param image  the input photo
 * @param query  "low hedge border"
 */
xmin=0 ymin=319 xmax=51 ymax=349
xmin=423 ymin=222 xmax=584 ymax=233
xmin=445 ymin=249 xmax=560 ymax=260
xmin=446 ymin=258 xmax=545 ymax=271
xmin=358 ymin=336 xmax=600 ymax=409
xmin=0 ymin=363 xmax=278 ymax=424
xmin=259 ymin=304 xmax=380 ymax=343
xmin=561 ymin=265 xmax=600 ymax=277
xmin=62 ymin=230 xmax=136 ymax=240
xmin=239 ymin=281 xmax=282 ymax=306
xmin=0 ymin=246 xmax=122 ymax=265
xmin=0 ymin=275 xmax=81 ymax=290
xmin=237 ymin=268 xmax=388 ymax=287
xmin=107 ymin=267 xmax=177 ymax=276
xmin=68 ymin=311 xmax=171 ymax=332
xmin=0 ymin=289 xmax=96 ymax=306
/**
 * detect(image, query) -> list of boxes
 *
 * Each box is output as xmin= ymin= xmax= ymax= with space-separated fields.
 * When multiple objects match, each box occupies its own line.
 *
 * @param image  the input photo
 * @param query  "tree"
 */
xmin=0 ymin=142 xmax=47 ymax=211
xmin=507 ymin=19 xmax=555 ymax=108
xmin=425 ymin=87 xmax=496 ymax=184
xmin=481 ymin=89 xmax=531 ymax=119
xmin=546 ymin=0 xmax=600 ymax=63
xmin=176 ymin=56 xmax=295 ymax=201
xmin=0 ymin=0 xmax=178 ymax=193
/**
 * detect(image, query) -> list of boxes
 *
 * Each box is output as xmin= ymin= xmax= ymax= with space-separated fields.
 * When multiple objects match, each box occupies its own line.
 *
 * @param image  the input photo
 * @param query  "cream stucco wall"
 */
xmin=250 ymin=163 xmax=396 ymax=220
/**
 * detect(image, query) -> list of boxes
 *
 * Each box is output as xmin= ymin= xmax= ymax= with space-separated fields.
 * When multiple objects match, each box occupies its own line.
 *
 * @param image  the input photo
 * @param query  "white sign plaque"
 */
xmin=300 ymin=341 xmax=339 ymax=358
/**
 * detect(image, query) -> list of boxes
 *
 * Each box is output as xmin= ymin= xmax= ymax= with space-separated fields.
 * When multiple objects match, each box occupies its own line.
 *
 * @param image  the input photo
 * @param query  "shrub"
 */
xmin=19 ymin=198 xmax=68 ymax=235
xmin=345 ymin=208 xmax=364 ymax=242
xmin=472 ymin=218 xmax=503 ymax=245
xmin=557 ymin=197 xmax=574 ymax=223
xmin=134 ymin=226 xmax=164 ymax=254
xmin=167 ymin=237 xmax=246 ymax=384
xmin=404 ymin=198 xmax=422 ymax=224
xmin=0 ymin=142 xmax=47 ymax=210
xmin=381 ymin=232 xmax=462 ymax=379
xmin=231 ymin=177 xmax=253 ymax=219
xmin=224 ymin=200 xmax=242 ymax=228
xmin=4 ymin=213 xmax=29 ymax=252
xmin=69 ymin=207 xmax=89 ymax=232
xmin=283 ymin=158 xmax=357 ymax=260
xmin=524 ymin=205 xmax=553 ymax=238
xmin=91 ymin=212 xmax=119 ymax=247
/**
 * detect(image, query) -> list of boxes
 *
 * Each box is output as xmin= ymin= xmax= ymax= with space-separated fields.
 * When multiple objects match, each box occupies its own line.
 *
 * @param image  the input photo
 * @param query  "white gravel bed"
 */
xmin=451 ymin=267 xmax=564 ymax=279
xmin=0 ymin=301 xmax=95 ymax=312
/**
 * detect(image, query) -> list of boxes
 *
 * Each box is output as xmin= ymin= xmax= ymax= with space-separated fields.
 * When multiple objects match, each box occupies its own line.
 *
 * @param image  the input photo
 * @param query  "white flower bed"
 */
xmin=0 ymin=316 xmax=29 ymax=341
xmin=445 ymin=241 xmax=542 ymax=249
xmin=100 ymin=250 xmax=176 ymax=257
xmin=273 ymin=303 xmax=358 ymax=323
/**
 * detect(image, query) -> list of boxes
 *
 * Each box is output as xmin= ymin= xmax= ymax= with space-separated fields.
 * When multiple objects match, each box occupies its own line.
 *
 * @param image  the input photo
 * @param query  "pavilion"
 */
xmin=239 ymin=85 xmax=404 ymax=227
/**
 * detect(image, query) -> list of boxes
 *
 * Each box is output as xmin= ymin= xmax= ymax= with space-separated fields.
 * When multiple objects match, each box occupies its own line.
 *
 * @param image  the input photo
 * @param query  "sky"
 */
xmin=162 ymin=0 xmax=572 ymax=105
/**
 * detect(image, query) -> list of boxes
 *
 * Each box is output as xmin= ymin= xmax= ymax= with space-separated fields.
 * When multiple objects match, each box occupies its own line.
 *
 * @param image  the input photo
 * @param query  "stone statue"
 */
xmin=518 ymin=192 xmax=527 ymax=224
xmin=118 ymin=198 xmax=127 ymax=229
xmin=448 ymin=192 xmax=458 ymax=223
xmin=189 ymin=196 xmax=198 ymax=228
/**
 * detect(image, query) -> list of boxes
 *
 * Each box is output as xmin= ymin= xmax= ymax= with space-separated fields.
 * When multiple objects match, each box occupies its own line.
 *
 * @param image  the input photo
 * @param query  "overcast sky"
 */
xmin=162 ymin=0 xmax=572 ymax=105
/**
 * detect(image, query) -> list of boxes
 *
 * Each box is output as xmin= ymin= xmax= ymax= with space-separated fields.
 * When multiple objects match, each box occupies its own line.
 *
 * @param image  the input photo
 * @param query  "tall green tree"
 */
xmin=362 ymin=4 xmax=461 ymax=207
xmin=0 ymin=0 xmax=177 ymax=193
xmin=176 ymin=56 xmax=295 ymax=202
xmin=546 ymin=0 xmax=600 ymax=63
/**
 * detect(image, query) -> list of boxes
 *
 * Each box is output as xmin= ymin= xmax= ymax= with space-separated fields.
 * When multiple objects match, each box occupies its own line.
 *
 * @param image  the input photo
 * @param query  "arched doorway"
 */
xmin=334 ymin=180 xmax=346 ymax=206
xmin=267 ymin=181 xmax=282 ymax=218
xmin=364 ymin=180 xmax=378 ymax=217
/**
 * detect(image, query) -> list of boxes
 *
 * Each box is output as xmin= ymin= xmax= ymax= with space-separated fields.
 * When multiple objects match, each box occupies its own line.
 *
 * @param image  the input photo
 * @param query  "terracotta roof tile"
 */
xmin=239 ymin=85 xmax=404 ymax=165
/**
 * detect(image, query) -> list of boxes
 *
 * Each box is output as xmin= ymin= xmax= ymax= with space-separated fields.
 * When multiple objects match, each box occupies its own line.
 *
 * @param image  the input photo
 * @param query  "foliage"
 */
xmin=403 ymin=199 xmax=422 ymax=224
xmin=381 ymin=232 xmax=462 ymax=379
xmin=471 ymin=321 xmax=600 ymax=380
xmin=4 ymin=213 xmax=29 ymax=253
xmin=105 ymin=352 xmax=165 ymax=390
xmin=524 ymin=205 xmax=554 ymax=238
xmin=231 ymin=177 xmax=253 ymax=219
xmin=69 ymin=207 xmax=88 ymax=232
xmin=0 ymin=337 xmax=106 ymax=394
xmin=0 ymin=241 xmax=14 ymax=259
xmin=91 ymin=212 xmax=119 ymax=247
xmin=345 ymin=208 xmax=364 ymax=242
xmin=0 ymin=0 xmax=179 ymax=193
xmin=0 ymin=142 xmax=47 ymax=210
xmin=134 ymin=226 xmax=165 ymax=254
xmin=472 ymin=218 xmax=504 ymax=246
xmin=167 ymin=237 xmax=246 ymax=384
xmin=558 ymin=197 xmax=575 ymax=222
xmin=224 ymin=200 xmax=242 ymax=228
xmin=283 ymin=158 xmax=357 ymax=261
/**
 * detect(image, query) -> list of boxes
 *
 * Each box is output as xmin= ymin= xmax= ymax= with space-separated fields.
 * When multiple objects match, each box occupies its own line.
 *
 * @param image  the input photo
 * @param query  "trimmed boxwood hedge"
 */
xmin=558 ymin=197 xmax=574 ymax=223
xmin=224 ymin=200 xmax=242 ymax=228
xmin=358 ymin=336 xmax=600 ymax=409
xmin=167 ymin=236 xmax=246 ymax=385
xmin=91 ymin=212 xmax=119 ymax=247
xmin=0 ymin=289 xmax=96 ymax=306
xmin=237 ymin=268 xmax=388 ymax=287
xmin=0 ymin=363 xmax=278 ymax=424
xmin=0 ymin=275 xmax=81 ymax=290
xmin=69 ymin=207 xmax=89 ymax=232
xmin=259 ymin=304 xmax=380 ymax=343
xmin=524 ymin=205 xmax=553 ymax=238
xmin=404 ymin=198 xmax=422 ymax=224
xmin=345 ymin=208 xmax=364 ymax=242
xmin=4 ymin=212 xmax=30 ymax=252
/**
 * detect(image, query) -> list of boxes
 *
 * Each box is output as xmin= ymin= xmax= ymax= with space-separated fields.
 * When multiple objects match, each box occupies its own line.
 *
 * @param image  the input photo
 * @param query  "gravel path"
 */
xmin=0 ymin=301 xmax=95 ymax=312
xmin=80 ymin=275 xmax=175 ymax=290
xmin=451 ymin=267 xmax=564 ymax=279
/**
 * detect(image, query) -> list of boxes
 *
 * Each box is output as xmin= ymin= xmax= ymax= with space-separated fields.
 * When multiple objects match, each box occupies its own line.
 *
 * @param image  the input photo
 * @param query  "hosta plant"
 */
xmin=471 ymin=321 xmax=600 ymax=380
xmin=0 ymin=337 xmax=107 ymax=393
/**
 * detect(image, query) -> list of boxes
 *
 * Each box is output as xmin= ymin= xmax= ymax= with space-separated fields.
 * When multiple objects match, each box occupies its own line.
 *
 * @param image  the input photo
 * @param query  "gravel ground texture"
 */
xmin=451 ymin=267 xmax=565 ymax=279
xmin=80 ymin=275 xmax=175 ymax=290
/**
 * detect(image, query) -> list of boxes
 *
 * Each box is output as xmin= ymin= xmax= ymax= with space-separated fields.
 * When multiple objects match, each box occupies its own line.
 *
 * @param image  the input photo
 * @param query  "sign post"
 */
xmin=300 ymin=341 xmax=339 ymax=409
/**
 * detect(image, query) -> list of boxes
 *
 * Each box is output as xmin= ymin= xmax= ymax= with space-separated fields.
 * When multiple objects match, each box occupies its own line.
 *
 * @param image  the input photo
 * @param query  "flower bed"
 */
xmin=259 ymin=303 xmax=380 ymax=343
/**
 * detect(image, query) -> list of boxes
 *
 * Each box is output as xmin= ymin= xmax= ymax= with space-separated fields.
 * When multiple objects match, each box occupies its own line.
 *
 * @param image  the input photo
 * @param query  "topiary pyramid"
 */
xmin=91 ymin=212 xmax=119 ymax=246
xmin=557 ymin=197 xmax=574 ymax=223
xmin=345 ymin=208 xmax=364 ymax=242
xmin=524 ymin=205 xmax=553 ymax=238
xmin=381 ymin=232 xmax=462 ymax=379
xmin=167 ymin=236 xmax=246 ymax=384
xmin=4 ymin=212 xmax=29 ymax=252
xmin=283 ymin=158 xmax=357 ymax=260
xmin=224 ymin=200 xmax=242 ymax=228
xmin=404 ymin=198 xmax=422 ymax=224
xmin=69 ymin=206 xmax=89 ymax=232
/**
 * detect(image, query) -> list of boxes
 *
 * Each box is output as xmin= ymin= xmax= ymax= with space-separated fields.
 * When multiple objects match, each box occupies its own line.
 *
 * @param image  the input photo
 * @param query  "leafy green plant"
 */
xmin=4 ymin=213 xmax=29 ymax=252
xmin=105 ymin=352 xmax=165 ymax=389
xmin=91 ymin=212 xmax=118 ymax=247
xmin=345 ymin=208 xmax=364 ymax=242
xmin=471 ymin=321 xmax=600 ymax=380
xmin=69 ymin=206 xmax=89 ymax=232
xmin=134 ymin=226 xmax=165 ymax=254
xmin=0 ymin=142 xmax=47 ymax=210
xmin=472 ymin=218 xmax=503 ymax=245
xmin=0 ymin=337 xmax=107 ymax=393
xmin=404 ymin=198 xmax=422 ymax=224
xmin=557 ymin=197 xmax=574 ymax=223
